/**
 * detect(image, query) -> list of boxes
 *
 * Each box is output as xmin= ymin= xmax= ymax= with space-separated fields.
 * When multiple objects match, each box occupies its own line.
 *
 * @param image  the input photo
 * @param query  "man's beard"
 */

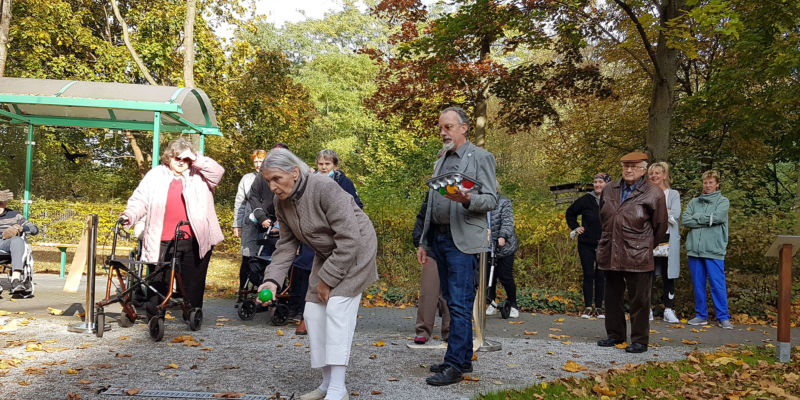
xmin=438 ymin=140 xmax=456 ymax=157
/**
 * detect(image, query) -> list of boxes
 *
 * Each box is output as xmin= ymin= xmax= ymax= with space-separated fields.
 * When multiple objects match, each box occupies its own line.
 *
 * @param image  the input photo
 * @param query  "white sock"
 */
xmin=324 ymin=365 xmax=347 ymax=400
xmin=11 ymin=270 xmax=21 ymax=280
xmin=318 ymin=365 xmax=331 ymax=392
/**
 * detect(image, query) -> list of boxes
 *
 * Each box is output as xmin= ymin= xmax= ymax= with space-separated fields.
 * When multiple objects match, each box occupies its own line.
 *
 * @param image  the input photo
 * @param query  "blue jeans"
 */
xmin=429 ymin=231 xmax=477 ymax=372
xmin=688 ymin=256 xmax=730 ymax=321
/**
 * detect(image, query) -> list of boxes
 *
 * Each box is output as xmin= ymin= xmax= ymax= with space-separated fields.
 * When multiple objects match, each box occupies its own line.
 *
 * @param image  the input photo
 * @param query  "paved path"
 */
xmin=0 ymin=274 xmax=796 ymax=400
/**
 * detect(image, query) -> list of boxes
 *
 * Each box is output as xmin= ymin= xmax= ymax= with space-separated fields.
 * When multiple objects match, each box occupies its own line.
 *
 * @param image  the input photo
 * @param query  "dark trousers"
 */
xmin=429 ymin=230 xmax=477 ymax=373
xmin=604 ymin=270 xmax=651 ymax=345
xmin=151 ymin=238 xmax=212 ymax=309
xmin=288 ymin=265 xmax=311 ymax=316
xmin=652 ymin=257 xmax=675 ymax=308
xmin=238 ymin=256 xmax=252 ymax=291
xmin=487 ymin=253 xmax=517 ymax=307
xmin=578 ymin=242 xmax=604 ymax=308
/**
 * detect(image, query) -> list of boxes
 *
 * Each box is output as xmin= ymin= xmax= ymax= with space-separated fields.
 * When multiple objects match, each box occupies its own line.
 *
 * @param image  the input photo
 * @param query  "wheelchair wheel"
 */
xmin=188 ymin=308 xmax=203 ymax=331
xmin=500 ymin=301 xmax=512 ymax=319
xmin=271 ymin=304 xmax=290 ymax=326
xmin=118 ymin=313 xmax=135 ymax=328
xmin=95 ymin=310 xmax=105 ymax=338
xmin=238 ymin=300 xmax=257 ymax=321
xmin=148 ymin=316 xmax=164 ymax=341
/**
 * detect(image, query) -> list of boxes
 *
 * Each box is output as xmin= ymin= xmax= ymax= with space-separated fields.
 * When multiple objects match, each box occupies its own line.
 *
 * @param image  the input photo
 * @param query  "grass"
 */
xmin=476 ymin=345 xmax=800 ymax=399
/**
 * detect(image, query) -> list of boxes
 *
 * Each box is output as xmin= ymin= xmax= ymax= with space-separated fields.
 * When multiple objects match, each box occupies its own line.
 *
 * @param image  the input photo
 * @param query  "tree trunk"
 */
xmin=646 ymin=0 xmax=684 ymax=162
xmin=124 ymin=130 xmax=149 ymax=178
xmin=0 ymin=0 xmax=12 ymax=77
xmin=110 ymin=0 xmax=157 ymax=85
xmin=183 ymin=0 xmax=196 ymax=88
xmin=474 ymin=86 xmax=488 ymax=147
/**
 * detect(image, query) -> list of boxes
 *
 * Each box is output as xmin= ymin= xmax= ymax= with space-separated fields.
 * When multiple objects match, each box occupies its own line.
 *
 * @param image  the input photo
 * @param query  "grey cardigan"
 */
xmin=661 ymin=188 xmax=682 ymax=279
xmin=264 ymin=174 xmax=378 ymax=303
xmin=420 ymin=141 xmax=498 ymax=254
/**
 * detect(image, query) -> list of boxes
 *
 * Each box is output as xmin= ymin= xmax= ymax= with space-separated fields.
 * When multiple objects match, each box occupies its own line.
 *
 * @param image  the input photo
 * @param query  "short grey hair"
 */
xmin=261 ymin=148 xmax=310 ymax=179
xmin=316 ymin=149 xmax=340 ymax=167
xmin=160 ymin=137 xmax=194 ymax=165
xmin=441 ymin=106 xmax=470 ymax=128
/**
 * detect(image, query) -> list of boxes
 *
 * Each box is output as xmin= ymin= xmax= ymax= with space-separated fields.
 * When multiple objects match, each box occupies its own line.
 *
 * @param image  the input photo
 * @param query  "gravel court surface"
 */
xmin=1 ymin=274 xmax=796 ymax=400
xmin=0 ymin=313 xmax=692 ymax=400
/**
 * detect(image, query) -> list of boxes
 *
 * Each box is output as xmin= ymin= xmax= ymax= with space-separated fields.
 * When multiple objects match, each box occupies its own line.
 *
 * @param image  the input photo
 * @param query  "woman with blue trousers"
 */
xmin=682 ymin=170 xmax=732 ymax=329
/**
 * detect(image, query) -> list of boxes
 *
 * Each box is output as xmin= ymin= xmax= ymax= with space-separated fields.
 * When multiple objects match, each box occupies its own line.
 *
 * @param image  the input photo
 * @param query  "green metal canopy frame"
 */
xmin=0 ymin=77 xmax=223 ymax=218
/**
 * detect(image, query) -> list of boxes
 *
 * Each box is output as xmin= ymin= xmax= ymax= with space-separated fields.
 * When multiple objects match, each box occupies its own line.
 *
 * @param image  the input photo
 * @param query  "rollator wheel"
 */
xmin=271 ymin=304 xmax=289 ymax=326
xmin=95 ymin=310 xmax=105 ymax=338
xmin=500 ymin=301 xmax=512 ymax=319
xmin=118 ymin=313 xmax=135 ymax=328
xmin=148 ymin=316 xmax=164 ymax=341
xmin=238 ymin=300 xmax=257 ymax=321
xmin=188 ymin=308 xmax=203 ymax=331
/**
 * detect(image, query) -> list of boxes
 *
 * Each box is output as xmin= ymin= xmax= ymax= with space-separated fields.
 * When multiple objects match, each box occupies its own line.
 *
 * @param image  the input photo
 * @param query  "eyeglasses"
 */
xmin=173 ymin=157 xmax=191 ymax=163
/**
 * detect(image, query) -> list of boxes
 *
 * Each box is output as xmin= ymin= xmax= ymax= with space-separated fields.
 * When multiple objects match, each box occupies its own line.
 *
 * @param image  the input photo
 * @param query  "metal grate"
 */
xmin=101 ymin=387 xmax=281 ymax=399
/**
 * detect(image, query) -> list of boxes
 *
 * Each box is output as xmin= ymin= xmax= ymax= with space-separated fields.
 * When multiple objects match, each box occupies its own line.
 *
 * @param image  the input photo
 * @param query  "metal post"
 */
xmin=476 ymin=251 xmax=501 ymax=352
xmin=152 ymin=112 xmax=161 ymax=168
xmin=199 ymin=134 xmax=205 ymax=155
xmin=777 ymin=244 xmax=792 ymax=363
xmin=23 ymin=123 xmax=34 ymax=219
xmin=69 ymin=215 xmax=107 ymax=334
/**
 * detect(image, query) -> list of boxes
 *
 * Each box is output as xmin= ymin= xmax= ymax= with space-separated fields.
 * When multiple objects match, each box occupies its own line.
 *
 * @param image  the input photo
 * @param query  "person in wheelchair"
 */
xmin=0 ymin=189 xmax=38 ymax=296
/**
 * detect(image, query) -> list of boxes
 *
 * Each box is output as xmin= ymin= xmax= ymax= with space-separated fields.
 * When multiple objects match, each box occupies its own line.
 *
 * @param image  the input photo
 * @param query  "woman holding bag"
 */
xmin=647 ymin=162 xmax=681 ymax=323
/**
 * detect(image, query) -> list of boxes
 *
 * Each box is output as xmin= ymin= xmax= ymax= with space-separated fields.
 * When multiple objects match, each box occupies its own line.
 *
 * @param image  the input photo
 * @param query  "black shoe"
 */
xmin=625 ymin=343 xmax=648 ymax=353
xmin=426 ymin=366 xmax=463 ymax=386
xmin=10 ymin=279 xmax=24 ymax=294
xmin=429 ymin=363 xmax=472 ymax=373
xmin=597 ymin=337 xmax=625 ymax=347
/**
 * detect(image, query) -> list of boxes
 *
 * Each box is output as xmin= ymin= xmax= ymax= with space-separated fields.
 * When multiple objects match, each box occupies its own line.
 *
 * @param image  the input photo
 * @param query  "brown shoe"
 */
xmin=295 ymin=319 xmax=307 ymax=335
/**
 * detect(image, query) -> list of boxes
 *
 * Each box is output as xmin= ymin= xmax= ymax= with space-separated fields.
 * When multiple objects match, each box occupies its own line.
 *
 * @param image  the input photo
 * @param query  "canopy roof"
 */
xmin=0 ymin=77 xmax=220 ymax=136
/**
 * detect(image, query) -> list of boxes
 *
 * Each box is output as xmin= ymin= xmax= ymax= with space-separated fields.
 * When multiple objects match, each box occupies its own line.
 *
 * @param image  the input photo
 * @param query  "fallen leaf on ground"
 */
xmin=67 ymin=392 xmax=81 ymax=399
xmin=555 ymin=318 xmax=565 ymax=323
xmin=78 ymin=379 xmax=91 ymax=384
xmin=563 ymin=360 xmax=588 ymax=372
xmin=223 ymin=365 xmax=240 ymax=369
xmin=668 ymin=324 xmax=684 ymax=329
xmin=125 ymin=388 xmax=140 ymax=395
xmin=64 ymin=368 xmax=79 ymax=374
xmin=373 ymin=341 xmax=385 ymax=347
xmin=115 ymin=353 xmax=132 ymax=358
xmin=508 ymin=321 xmax=524 ymax=324
xmin=371 ymin=390 xmax=382 ymax=395
xmin=493 ymin=380 xmax=504 ymax=385
xmin=212 ymin=393 xmax=244 ymax=398
xmin=387 ymin=377 xmax=399 ymax=381
xmin=25 ymin=343 xmax=43 ymax=352
xmin=165 ymin=363 xmax=179 ymax=369
xmin=523 ymin=331 xmax=538 ymax=335
xmin=549 ymin=328 xmax=562 ymax=332
xmin=276 ymin=330 xmax=284 ymax=336
xmin=462 ymin=375 xmax=480 ymax=381
xmin=682 ymin=339 xmax=699 ymax=345
xmin=614 ymin=343 xmax=628 ymax=349
xmin=661 ymin=337 xmax=672 ymax=342
xmin=47 ymin=307 xmax=63 ymax=316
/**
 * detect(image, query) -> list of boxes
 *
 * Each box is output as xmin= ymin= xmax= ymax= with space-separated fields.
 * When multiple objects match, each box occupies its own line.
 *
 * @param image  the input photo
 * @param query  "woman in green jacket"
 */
xmin=682 ymin=170 xmax=732 ymax=329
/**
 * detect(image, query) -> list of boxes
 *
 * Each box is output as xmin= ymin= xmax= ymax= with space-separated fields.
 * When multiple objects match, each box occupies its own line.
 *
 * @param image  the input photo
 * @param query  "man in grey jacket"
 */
xmin=417 ymin=107 xmax=497 ymax=386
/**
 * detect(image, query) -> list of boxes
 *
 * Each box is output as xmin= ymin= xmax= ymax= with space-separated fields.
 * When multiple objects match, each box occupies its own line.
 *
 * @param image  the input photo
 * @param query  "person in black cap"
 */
xmin=595 ymin=152 xmax=667 ymax=354
xmin=566 ymin=172 xmax=611 ymax=319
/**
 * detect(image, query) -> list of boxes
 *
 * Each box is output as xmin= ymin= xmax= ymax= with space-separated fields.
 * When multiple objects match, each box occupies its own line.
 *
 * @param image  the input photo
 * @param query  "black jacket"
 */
xmin=246 ymin=175 xmax=277 ymax=226
xmin=565 ymin=192 xmax=602 ymax=246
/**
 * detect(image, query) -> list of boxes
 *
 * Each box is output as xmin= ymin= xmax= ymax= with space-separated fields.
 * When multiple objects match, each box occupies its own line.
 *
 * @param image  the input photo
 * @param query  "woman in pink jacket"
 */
xmin=121 ymin=137 xmax=225 ymax=315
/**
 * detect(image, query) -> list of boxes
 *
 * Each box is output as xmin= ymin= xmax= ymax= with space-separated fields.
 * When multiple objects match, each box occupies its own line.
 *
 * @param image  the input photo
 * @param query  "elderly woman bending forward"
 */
xmin=121 ymin=138 xmax=224 ymax=313
xmin=257 ymin=148 xmax=378 ymax=400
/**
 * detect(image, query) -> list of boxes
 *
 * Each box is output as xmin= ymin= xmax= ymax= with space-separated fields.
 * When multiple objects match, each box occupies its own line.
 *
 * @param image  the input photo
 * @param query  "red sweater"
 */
xmin=161 ymin=179 xmax=194 ymax=241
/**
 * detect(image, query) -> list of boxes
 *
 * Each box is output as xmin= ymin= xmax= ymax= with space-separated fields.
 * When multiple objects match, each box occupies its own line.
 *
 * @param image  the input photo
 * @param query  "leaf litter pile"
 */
xmin=478 ymin=344 xmax=800 ymax=399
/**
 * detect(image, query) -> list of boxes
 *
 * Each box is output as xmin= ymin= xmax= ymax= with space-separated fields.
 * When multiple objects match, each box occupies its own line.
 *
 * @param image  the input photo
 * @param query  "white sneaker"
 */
xmin=509 ymin=307 xmax=519 ymax=318
xmin=485 ymin=301 xmax=498 ymax=316
xmin=580 ymin=307 xmax=592 ymax=319
xmin=649 ymin=309 xmax=654 ymax=321
xmin=662 ymin=308 xmax=680 ymax=323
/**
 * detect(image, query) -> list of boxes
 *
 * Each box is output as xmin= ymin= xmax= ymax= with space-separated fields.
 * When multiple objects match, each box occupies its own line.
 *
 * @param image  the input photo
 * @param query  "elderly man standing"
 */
xmin=595 ymin=152 xmax=667 ymax=354
xmin=418 ymin=106 xmax=497 ymax=386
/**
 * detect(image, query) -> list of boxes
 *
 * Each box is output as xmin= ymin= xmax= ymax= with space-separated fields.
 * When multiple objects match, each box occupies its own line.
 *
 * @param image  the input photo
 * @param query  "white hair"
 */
xmin=261 ymin=148 xmax=310 ymax=179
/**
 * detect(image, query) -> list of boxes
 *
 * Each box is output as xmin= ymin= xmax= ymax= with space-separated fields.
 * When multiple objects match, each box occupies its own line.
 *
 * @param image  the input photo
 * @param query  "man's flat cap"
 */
xmin=620 ymin=151 xmax=648 ymax=163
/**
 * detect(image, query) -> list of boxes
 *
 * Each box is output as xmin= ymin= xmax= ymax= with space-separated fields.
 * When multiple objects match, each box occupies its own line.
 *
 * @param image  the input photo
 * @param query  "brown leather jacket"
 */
xmin=596 ymin=177 xmax=668 ymax=272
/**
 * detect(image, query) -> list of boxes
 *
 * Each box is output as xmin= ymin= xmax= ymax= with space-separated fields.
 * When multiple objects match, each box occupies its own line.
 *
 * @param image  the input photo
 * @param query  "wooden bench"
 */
xmin=34 ymin=242 xmax=136 ymax=278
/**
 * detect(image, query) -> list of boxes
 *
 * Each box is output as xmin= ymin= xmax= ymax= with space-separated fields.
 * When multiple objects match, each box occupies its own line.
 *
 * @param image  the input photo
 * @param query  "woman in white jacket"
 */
xmin=121 ymin=138 xmax=224 ymax=315
xmin=647 ymin=162 xmax=681 ymax=323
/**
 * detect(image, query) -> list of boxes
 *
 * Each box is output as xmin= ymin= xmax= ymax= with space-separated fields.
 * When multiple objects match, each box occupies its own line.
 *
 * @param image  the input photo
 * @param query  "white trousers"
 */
xmin=303 ymin=294 xmax=362 ymax=368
